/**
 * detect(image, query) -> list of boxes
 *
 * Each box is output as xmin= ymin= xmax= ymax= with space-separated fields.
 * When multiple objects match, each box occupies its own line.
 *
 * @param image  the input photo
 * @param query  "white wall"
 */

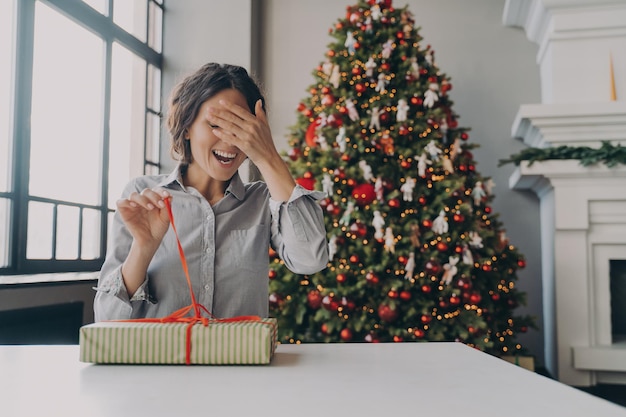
xmin=161 ymin=0 xmax=544 ymax=365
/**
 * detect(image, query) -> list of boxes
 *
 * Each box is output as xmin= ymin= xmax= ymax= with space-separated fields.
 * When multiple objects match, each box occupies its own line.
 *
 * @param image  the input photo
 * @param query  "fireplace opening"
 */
xmin=610 ymin=260 xmax=626 ymax=343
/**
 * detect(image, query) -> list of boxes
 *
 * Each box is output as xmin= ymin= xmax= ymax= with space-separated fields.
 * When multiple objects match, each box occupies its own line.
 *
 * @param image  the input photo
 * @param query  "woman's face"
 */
xmin=186 ymin=89 xmax=250 ymax=182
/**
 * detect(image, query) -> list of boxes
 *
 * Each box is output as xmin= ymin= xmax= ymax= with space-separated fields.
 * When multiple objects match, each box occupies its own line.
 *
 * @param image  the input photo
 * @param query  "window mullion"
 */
xmin=11 ymin=0 xmax=36 ymax=272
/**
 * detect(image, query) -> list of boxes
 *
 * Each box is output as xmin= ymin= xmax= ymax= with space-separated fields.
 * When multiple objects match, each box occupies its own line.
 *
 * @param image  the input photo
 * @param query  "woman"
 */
xmin=94 ymin=63 xmax=328 ymax=321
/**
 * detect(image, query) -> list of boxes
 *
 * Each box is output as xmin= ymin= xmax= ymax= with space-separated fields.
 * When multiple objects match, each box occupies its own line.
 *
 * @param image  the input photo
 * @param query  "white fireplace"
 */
xmin=503 ymin=0 xmax=626 ymax=386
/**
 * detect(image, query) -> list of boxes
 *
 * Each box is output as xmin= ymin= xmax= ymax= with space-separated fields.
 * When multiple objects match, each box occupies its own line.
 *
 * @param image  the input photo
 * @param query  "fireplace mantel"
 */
xmin=504 ymin=0 xmax=626 ymax=386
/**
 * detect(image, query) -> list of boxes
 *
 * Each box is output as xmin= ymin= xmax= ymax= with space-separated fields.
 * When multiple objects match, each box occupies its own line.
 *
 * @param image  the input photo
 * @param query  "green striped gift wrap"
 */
xmin=79 ymin=318 xmax=278 ymax=365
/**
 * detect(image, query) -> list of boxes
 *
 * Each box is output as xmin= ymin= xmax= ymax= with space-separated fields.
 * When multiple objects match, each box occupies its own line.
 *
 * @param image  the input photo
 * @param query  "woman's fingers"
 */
xmin=124 ymin=188 xmax=170 ymax=210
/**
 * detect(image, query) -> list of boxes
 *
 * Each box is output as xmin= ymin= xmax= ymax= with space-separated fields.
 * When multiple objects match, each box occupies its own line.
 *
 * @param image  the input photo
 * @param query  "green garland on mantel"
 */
xmin=498 ymin=141 xmax=626 ymax=168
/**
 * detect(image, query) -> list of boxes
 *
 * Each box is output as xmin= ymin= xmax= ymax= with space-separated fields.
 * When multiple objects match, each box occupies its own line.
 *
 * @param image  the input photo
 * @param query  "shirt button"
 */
xmin=204 ymin=285 xmax=210 ymax=291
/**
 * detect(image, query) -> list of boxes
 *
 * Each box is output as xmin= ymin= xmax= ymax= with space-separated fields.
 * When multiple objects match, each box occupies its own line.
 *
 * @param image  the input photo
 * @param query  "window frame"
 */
xmin=1 ymin=0 xmax=164 ymax=276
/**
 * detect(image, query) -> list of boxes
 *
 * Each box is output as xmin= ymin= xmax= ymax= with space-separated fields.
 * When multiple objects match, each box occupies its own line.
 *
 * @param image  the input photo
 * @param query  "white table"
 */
xmin=1 ymin=342 xmax=625 ymax=417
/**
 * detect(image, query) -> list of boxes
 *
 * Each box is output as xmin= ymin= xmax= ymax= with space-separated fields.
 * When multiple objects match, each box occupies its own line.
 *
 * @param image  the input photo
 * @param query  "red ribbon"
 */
xmin=118 ymin=197 xmax=260 ymax=365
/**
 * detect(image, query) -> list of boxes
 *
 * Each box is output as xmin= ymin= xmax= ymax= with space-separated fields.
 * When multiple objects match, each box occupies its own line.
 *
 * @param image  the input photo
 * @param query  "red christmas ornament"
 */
xmin=449 ymin=294 xmax=461 ymax=305
xmin=418 ymin=196 xmax=427 ymax=205
xmin=398 ymin=255 xmax=408 ymax=265
xmin=305 ymin=119 xmax=319 ymax=147
xmin=491 ymin=293 xmax=501 ymax=301
xmin=341 ymin=154 xmax=351 ymax=162
xmin=400 ymin=160 xmax=411 ymax=169
xmin=388 ymin=198 xmax=400 ymax=208
xmin=379 ymin=112 xmax=390 ymax=124
xmin=364 ymin=333 xmax=380 ymax=343
xmin=307 ymin=290 xmax=323 ymax=309
xmin=413 ymin=329 xmax=425 ymax=338
xmin=268 ymin=269 xmax=277 ymax=280
xmin=378 ymin=304 xmax=399 ymax=323
xmin=340 ymin=328 xmax=353 ymax=341
xmin=336 ymin=273 xmax=347 ymax=283
xmin=484 ymin=206 xmax=492 ymax=214
xmin=321 ymin=323 xmax=329 ymax=334
xmin=352 ymin=66 xmax=361 ymax=75
xmin=269 ymin=292 xmax=282 ymax=307
xmin=349 ymin=255 xmax=359 ymax=263
xmin=350 ymin=221 xmax=367 ymax=238
xmin=517 ymin=259 xmax=527 ymax=268
xmin=366 ymin=271 xmax=379 ymax=284
xmin=400 ymin=290 xmax=412 ymax=301
xmin=327 ymin=50 xmax=335 ymax=57
xmin=420 ymin=314 xmax=432 ymax=324
xmin=296 ymin=177 xmax=315 ymax=190
xmin=288 ymin=147 xmax=301 ymax=161
xmin=482 ymin=264 xmax=492 ymax=272
xmin=454 ymin=245 xmax=463 ymax=254
xmin=355 ymin=83 xmax=366 ymax=93
xmin=422 ymin=219 xmax=433 ymax=229
xmin=381 ymin=62 xmax=390 ymax=71
xmin=387 ymin=289 xmax=399 ymax=299
xmin=461 ymin=132 xmax=469 ymax=140
xmin=469 ymin=293 xmax=482 ymax=304
xmin=421 ymin=284 xmax=432 ymax=293
xmin=346 ymin=178 xmax=356 ymax=187
xmin=436 ymin=242 xmax=448 ymax=252
xmin=410 ymin=96 xmax=422 ymax=106
xmin=398 ymin=125 xmax=409 ymax=135
xmin=352 ymin=183 xmax=376 ymax=205
xmin=393 ymin=335 xmax=403 ymax=343
xmin=453 ymin=212 xmax=464 ymax=222
xmin=424 ymin=259 xmax=440 ymax=274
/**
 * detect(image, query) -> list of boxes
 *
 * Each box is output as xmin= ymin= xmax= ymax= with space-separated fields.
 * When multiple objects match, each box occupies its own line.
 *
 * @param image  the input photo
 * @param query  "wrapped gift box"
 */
xmin=500 ymin=355 xmax=535 ymax=372
xmin=79 ymin=318 xmax=277 ymax=365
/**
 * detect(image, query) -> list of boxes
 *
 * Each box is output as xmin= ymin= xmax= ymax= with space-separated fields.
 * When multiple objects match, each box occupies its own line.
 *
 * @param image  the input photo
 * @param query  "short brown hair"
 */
xmin=167 ymin=63 xmax=266 ymax=164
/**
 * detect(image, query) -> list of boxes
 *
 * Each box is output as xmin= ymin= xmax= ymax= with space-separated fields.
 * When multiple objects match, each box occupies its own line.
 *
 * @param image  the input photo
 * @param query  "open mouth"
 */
xmin=213 ymin=150 xmax=237 ymax=165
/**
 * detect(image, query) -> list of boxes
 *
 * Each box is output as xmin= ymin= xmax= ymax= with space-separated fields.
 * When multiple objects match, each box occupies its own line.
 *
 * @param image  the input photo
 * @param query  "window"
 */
xmin=1 ymin=0 xmax=163 ymax=277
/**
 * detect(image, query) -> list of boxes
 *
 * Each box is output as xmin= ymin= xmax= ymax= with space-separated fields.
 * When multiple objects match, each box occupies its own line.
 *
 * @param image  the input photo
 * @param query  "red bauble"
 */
xmin=410 ymin=96 xmax=422 ymax=106
xmin=469 ymin=293 xmax=482 ymax=304
xmin=461 ymin=132 xmax=469 ymax=140
xmin=336 ymin=273 xmax=347 ymax=283
xmin=340 ymin=328 xmax=353 ymax=341
xmin=400 ymin=160 xmax=411 ymax=169
xmin=422 ymin=219 xmax=433 ymax=229
xmin=349 ymin=255 xmax=359 ymax=263
xmin=364 ymin=333 xmax=380 ymax=343
xmin=307 ymin=290 xmax=323 ymax=309
xmin=387 ymin=289 xmax=399 ymax=299
xmin=388 ymin=198 xmax=400 ymax=208
xmin=268 ymin=269 xmax=277 ymax=280
xmin=413 ymin=329 xmax=425 ymax=338
xmin=491 ymin=293 xmax=501 ymax=301
xmin=321 ymin=323 xmax=329 ymax=334
xmin=288 ymin=147 xmax=301 ymax=161
xmin=296 ymin=177 xmax=315 ymax=191
xmin=378 ymin=304 xmax=399 ymax=323
xmin=400 ymin=290 xmax=412 ymax=301
xmin=350 ymin=221 xmax=367 ymax=238
xmin=398 ymin=255 xmax=408 ymax=265
xmin=269 ymin=292 xmax=282 ymax=307
xmin=381 ymin=62 xmax=390 ymax=71
xmin=393 ymin=335 xmax=403 ymax=342
xmin=482 ymin=264 xmax=492 ymax=272
xmin=420 ymin=314 xmax=432 ymax=324
xmin=355 ymin=83 xmax=366 ymax=93
xmin=453 ymin=212 xmax=464 ymax=222
xmin=518 ymin=259 xmax=527 ymax=268
xmin=305 ymin=120 xmax=318 ymax=147
xmin=424 ymin=259 xmax=440 ymax=274
xmin=418 ymin=196 xmax=427 ymax=205
xmin=352 ymin=183 xmax=376 ymax=205
xmin=365 ymin=271 xmax=380 ymax=284
xmin=346 ymin=178 xmax=356 ymax=187
xmin=449 ymin=294 xmax=461 ymax=305
xmin=436 ymin=242 xmax=448 ymax=252
xmin=421 ymin=284 xmax=432 ymax=293
xmin=352 ymin=66 xmax=361 ymax=75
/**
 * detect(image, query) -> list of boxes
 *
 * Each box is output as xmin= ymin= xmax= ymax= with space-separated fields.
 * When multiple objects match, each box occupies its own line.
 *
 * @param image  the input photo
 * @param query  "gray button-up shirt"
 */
xmin=94 ymin=165 xmax=328 ymax=321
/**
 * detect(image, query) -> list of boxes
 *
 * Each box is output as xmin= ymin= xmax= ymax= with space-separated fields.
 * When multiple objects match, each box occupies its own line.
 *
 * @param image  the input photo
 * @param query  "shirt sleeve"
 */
xmin=93 ymin=180 xmax=155 ymax=322
xmin=269 ymin=184 xmax=329 ymax=274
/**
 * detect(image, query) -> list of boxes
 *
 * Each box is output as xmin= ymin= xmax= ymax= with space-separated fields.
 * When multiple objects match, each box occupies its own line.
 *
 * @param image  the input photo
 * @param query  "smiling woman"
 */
xmin=0 ymin=0 xmax=163 ymax=278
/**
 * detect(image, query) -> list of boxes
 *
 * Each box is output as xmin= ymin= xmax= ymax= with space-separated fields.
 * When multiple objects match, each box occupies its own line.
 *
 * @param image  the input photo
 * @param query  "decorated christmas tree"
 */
xmin=269 ymin=0 xmax=536 ymax=356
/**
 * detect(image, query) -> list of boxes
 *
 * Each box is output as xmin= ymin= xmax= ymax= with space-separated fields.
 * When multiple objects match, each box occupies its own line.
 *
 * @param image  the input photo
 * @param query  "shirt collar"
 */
xmin=157 ymin=163 xmax=246 ymax=201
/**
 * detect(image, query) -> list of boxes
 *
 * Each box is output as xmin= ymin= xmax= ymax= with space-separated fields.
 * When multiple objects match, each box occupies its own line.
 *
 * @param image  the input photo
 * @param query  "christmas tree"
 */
xmin=269 ymin=0 xmax=536 ymax=356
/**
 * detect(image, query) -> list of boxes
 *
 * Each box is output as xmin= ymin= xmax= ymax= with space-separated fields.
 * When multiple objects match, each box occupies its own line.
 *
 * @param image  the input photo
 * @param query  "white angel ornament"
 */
xmin=431 ymin=210 xmax=449 ymax=235
xmin=441 ymin=256 xmax=459 ymax=285
xmin=359 ymin=160 xmax=374 ymax=181
xmin=372 ymin=210 xmax=385 ymax=240
xmin=396 ymin=98 xmax=409 ymax=122
xmin=423 ymin=82 xmax=439 ymax=108
xmin=400 ymin=177 xmax=416 ymax=201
